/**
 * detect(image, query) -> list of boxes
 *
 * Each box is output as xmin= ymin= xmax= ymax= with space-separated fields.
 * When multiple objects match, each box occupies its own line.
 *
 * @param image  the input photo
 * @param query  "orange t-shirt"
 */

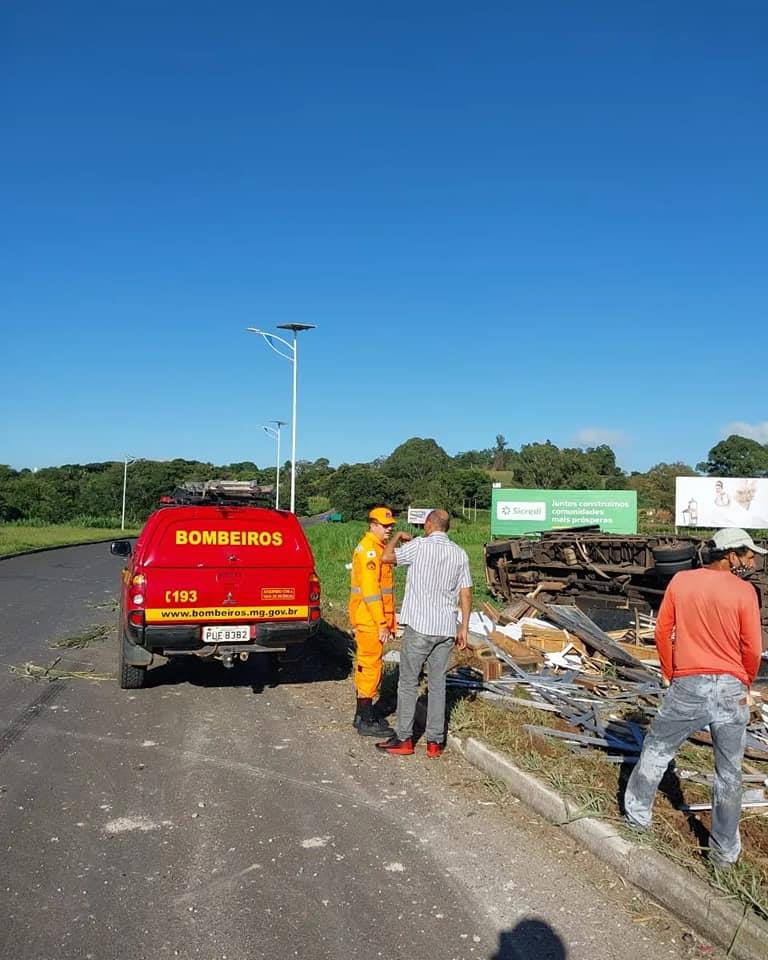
xmin=655 ymin=568 xmax=762 ymax=686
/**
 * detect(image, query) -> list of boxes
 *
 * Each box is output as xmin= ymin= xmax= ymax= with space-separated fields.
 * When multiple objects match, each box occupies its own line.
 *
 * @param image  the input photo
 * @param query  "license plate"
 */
xmin=201 ymin=625 xmax=252 ymax=643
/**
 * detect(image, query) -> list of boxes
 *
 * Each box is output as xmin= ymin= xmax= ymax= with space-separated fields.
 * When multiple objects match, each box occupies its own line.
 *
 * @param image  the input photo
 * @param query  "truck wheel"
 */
xmin=653 ymin=543 xmax=695 ymax=564
xmin=655 ymin=559 xmax=694 ymax=578
xmin=119 ymin=634 xmax=147 ymax=690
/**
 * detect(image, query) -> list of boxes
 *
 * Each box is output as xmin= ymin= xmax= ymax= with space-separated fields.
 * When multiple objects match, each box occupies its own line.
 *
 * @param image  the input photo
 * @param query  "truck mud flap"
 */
xmin=123 ymin=632 xmax=153 ymax=667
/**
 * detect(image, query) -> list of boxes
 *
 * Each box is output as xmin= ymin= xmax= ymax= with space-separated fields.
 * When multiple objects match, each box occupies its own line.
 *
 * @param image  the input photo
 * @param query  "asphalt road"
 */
xmin=0 ymin=544 xmax=721 ymax=960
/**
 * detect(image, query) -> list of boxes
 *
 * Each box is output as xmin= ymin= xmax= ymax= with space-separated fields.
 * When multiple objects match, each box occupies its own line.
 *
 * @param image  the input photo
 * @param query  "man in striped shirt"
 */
xmin=376 ymin=509 xmax=473 ymax=757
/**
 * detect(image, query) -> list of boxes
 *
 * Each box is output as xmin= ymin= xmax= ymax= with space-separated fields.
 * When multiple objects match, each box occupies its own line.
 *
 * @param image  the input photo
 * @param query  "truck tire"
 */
xmin=654 ymin=559 xmax=694 ymax=578
xmin=653 ymin=543 xmax=696 ymax=564
xmin=119 ymin=634 xmax=147 ymax=690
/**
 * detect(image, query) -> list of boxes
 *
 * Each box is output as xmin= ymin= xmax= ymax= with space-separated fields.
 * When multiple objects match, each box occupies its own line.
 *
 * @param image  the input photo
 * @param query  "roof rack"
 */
xmin=164 ymin=480 xmax=276 ymax=506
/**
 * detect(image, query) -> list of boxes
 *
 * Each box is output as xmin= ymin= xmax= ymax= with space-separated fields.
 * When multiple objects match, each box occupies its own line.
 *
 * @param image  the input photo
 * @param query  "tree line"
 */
xmin=1 ymin=434 xmax=767 ymax=526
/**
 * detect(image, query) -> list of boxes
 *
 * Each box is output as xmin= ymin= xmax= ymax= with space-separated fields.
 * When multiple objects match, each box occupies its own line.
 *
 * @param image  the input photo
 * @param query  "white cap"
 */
xmin=711 ymin=528 xmax=767 ymax=555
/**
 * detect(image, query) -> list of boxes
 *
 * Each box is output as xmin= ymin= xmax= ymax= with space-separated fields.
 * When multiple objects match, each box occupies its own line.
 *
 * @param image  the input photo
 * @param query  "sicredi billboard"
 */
xmin=491 ymin=488 xmax=638 ymax=536
xmin=675 ymin=477 xmax=768 ymax=529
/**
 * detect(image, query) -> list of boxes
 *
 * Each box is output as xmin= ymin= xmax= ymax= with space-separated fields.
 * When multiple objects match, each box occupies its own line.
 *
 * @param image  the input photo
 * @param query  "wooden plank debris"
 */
xmin=524 ymin=596 xmax=654 ymax=673
xmin=452 ymin=598 xmax=768 ymax=785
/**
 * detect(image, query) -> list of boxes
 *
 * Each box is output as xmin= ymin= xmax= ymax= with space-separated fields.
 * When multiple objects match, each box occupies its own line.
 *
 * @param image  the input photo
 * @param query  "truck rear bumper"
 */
xmin=127 ymin=620 xmax=317 ymax=656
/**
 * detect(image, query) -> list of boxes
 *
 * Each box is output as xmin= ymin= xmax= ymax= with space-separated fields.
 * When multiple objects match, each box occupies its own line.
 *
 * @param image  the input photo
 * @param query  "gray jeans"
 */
xmin=395 ymin=626 xmax=455 ymax=743
xmin=624 ymin=673 xmax=749 ymax=864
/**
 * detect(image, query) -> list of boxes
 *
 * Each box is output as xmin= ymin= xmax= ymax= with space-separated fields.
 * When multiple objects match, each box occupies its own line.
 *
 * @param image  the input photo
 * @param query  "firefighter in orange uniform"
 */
xmin=349 ymin=506 xmax=405 ymax=736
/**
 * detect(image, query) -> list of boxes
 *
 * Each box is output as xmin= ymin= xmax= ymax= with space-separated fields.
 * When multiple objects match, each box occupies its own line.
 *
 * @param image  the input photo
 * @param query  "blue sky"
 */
xmin=2 ymin=1 xmax=767 ymax=474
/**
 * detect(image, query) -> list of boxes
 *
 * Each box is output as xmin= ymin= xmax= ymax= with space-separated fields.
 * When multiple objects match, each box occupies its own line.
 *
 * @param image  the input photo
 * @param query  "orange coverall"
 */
xmin=348 ymin=530 xmax=396 ymax=699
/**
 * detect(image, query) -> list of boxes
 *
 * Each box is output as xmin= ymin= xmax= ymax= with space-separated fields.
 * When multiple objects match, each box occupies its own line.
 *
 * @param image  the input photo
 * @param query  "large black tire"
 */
xmin=653 ymin=543 xmax=696 ymax=564
xmin=119 ymin=634 xmax=147 ymax=689
xmin=655 ymin=558 xmax=694 ymax=578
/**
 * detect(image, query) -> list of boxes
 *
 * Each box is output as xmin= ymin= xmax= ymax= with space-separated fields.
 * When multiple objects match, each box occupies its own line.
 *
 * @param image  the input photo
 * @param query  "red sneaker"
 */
xmin=426 ymin=741 xmax=444 ymax=758
xmin=375 ymin=736 xmax=414 ymax=755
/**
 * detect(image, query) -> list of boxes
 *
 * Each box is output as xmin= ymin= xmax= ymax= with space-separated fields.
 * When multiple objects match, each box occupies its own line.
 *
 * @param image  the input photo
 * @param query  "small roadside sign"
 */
xmin=407 ymin=507 xmax=433 ymax=525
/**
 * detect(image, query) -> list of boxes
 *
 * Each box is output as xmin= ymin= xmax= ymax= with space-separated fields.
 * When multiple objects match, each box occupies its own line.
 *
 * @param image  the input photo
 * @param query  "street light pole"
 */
xmin=245 ymin=324 xmax=316 ymax=513
xmin=262 ymin=420 xmax=287 ymax=509
xmin=121 ymin=456 xmax=137 ymax=531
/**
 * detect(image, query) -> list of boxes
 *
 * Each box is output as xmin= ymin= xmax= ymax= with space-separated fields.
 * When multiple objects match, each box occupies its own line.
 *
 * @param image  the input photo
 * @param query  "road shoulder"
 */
xmin=448 ymin=732 xmax=768 ymax=960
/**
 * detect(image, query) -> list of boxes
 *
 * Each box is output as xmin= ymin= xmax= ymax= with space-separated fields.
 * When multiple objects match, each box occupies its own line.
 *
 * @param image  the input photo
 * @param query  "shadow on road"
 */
xmin=489 ymin=918 xmax=567 ymax=959
xmin=143 ymin=619 xmax=353 ymax=693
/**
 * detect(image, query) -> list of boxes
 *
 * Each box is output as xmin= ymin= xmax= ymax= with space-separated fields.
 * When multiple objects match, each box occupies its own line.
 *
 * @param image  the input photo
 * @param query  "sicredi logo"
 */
xmin=496 ymin=501 xmax=547 ymax=521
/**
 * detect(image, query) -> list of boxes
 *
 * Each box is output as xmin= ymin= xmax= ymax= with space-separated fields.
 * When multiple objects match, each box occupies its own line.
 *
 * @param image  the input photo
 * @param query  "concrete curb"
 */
xmin=448 ymin=733 xmax=768 ymax=960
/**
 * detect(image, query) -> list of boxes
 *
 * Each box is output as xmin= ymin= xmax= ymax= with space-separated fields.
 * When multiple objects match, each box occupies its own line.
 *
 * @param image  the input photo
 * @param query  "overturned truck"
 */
xmin=484 ymin=527 xmax=768 ymax=644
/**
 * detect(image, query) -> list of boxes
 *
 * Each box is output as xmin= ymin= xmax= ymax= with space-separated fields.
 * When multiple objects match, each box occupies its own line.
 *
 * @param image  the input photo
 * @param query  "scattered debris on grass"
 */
xmin=447 ymin=592 xmax=768 ymax=921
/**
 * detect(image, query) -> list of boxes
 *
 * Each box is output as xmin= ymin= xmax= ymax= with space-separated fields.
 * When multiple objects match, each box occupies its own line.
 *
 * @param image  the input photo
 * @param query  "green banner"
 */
xmin=491 ymin=488 xmax=637 ymax=536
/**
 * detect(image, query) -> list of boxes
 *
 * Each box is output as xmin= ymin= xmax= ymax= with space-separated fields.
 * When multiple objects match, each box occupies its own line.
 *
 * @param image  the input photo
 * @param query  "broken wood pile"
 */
xmin=453 ymin=594 xmax=768 ymax=787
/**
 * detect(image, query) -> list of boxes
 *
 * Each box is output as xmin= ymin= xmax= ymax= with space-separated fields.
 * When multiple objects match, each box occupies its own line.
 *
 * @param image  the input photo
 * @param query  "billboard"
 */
xmin=491 ymin=488 xmax=637 ymax=536
xmin=675 ymin=477 xmax=768 ymax=528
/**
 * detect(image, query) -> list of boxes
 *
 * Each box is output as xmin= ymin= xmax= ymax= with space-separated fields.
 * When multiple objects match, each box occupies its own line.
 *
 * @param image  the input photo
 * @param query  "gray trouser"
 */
xmin=395 ymin=626 xmax=454 ymax=743
xmin=624 ymin=674 xmax=749 ymax=864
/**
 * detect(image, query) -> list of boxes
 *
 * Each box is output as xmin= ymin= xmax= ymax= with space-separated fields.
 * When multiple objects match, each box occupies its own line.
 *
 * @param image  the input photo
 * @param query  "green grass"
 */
xmin=304 ymin=521 xmax=364 ymax=627
xmin=305 ymin=517 xmax=496 ymax=626
xmin=0 ymin=523 xmax=140 ymax=558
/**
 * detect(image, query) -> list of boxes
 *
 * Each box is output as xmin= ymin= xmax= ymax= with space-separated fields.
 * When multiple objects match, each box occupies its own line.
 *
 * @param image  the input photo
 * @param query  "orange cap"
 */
xmin=368 ymin=507 xmax=396 ymax=526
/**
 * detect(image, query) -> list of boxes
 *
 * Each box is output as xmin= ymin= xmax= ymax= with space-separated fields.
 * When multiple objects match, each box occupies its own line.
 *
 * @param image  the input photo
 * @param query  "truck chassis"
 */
xmin=484 ymin=528 xmax=768 ymax=643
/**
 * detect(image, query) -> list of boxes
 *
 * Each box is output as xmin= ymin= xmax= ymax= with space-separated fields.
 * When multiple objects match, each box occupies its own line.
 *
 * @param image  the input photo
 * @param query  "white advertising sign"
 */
xmin=675 ymin=477 xmax=768 ymax=528
xmin=496 ymin=500 xmax=547 ymax=522
xmin=407 ymin=507 xmax=434 ymax=525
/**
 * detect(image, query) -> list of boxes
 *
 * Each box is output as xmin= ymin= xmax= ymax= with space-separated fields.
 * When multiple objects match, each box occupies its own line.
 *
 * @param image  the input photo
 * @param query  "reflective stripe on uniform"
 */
xmin=381 ymin=587 xmax=394 ymax=595
xmin=364 ymin=594 xmax=382 ymax=603
xmin=351 ymin=586 xmax=361 ymax=594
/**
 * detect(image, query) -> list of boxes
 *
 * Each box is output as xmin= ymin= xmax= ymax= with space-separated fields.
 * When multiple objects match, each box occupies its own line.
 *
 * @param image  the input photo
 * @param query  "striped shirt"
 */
xmin=394 ymin=532 xmax=473 ymax=637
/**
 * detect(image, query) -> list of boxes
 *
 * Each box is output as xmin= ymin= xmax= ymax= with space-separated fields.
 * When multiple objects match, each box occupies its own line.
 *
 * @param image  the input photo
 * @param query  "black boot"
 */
xmin=355 ymin=698 xmax=393 ymax=738
xmin=353 ymin=697 xmax=372 ymax=730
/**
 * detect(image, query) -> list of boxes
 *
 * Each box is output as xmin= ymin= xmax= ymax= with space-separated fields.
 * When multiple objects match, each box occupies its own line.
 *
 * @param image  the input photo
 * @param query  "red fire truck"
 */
xmin=111 ymin=480 xmax=321 ymax=688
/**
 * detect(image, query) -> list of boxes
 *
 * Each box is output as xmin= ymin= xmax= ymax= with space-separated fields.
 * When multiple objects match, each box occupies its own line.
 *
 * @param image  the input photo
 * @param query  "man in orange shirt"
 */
xmin=623 ymin=528 xmax=764 ymax=869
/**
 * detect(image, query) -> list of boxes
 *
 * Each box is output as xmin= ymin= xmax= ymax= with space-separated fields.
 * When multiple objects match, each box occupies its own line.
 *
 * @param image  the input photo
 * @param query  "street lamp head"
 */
xmin=246 ymin=323 xmax=316 ymax=514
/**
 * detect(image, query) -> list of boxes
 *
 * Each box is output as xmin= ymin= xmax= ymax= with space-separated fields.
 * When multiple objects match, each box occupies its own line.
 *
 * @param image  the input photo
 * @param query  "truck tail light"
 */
xmin=128 ymin=610 xmax=145 ymax=628
xmin=130 ymin=574 xmax=146 ymax=607
xmin=309 ymin=572 xmax=321 ymax=603
xmin=309 ymin=572 xmax=321 ymax=621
